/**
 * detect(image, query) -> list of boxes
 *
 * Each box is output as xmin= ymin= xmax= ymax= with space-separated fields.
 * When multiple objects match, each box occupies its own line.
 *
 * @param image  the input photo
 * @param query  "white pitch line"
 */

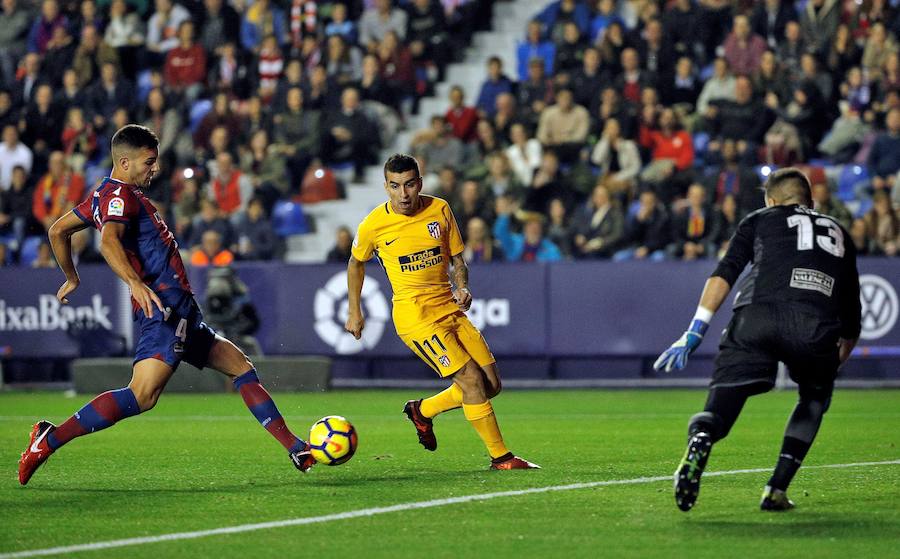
xmin=2 ymin=459 xmax=898 ymax=559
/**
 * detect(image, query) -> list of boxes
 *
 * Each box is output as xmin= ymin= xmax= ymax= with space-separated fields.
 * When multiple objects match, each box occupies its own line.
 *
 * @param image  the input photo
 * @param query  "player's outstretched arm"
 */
xmin=450 ymin=253 xmax=472 ymax=312
xmin=99 ymin=222 xmax=164 ymax=318
xmin=654 ymin=276 xmax=731 ymax=373
xmin=48 ymin=211 xmax=91 ymax=304
xmin=345 ymin=256 xmax=366 ymax=339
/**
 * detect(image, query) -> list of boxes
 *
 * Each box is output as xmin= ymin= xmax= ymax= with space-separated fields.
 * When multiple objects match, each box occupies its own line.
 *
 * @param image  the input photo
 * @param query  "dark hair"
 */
xmin=383 ymin=153 xmax=420 ymax=179
xmin=765 ymin=167 xmax=812 ymax=206
xmin=111 ymin=124 xmax=159 ymax=154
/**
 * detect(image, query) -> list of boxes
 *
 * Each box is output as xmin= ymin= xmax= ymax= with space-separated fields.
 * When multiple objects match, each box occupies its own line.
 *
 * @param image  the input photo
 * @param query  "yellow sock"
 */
xmin=420 ymin=384 xmax=463 ymax=418
xmin=463 ymin=401 xmax=510 ymax=459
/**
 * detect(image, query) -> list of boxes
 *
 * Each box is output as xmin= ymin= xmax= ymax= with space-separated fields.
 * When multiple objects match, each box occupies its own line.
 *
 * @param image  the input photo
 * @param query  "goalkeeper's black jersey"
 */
xmin=712 ymin=204 xmax=862 ymax=340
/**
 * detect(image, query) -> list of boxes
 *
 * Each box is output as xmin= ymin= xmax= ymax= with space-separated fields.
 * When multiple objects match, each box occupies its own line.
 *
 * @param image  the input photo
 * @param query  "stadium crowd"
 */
xmin=1 ymin=0 xmax=899 ymax=268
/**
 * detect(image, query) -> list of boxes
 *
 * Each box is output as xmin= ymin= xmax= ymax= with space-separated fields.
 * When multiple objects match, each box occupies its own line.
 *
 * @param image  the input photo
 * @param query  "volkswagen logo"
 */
xmin=314 ymin=271 xmax=389 ymax=354
xmin=858 ymin=274 xmax=898 ymax=340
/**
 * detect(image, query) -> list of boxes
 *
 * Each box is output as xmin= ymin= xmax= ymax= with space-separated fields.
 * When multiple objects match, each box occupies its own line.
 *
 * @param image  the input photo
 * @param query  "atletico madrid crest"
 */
xmin=427 ymin=221 xmax=441 ymax=239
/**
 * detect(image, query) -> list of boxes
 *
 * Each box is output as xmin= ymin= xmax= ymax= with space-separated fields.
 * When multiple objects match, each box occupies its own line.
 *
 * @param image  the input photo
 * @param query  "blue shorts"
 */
xmin=133 ymin=295 xmax=217 ymax=369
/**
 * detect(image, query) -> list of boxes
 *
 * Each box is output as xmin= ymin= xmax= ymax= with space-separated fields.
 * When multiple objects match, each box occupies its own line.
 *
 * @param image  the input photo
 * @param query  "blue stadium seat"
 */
xmin=19 ymin=236 xmax=44 ymax=266
xmin=271 ymin=201 xmax=309 ymax=236
xmin=189 ymin=99 xmax=214 ymax=134
xmin=837 ymin=165 xmax=869 ymax=202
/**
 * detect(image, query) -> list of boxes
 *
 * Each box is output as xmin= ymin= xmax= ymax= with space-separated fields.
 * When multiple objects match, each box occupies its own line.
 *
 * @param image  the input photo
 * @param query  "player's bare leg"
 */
xmin=18 ymin=359 xmax=172 ymax=485
xmin=453 ymin=359 xmax=538 ymax=470
xmin=206 ymin=336 xmax=314 ymax=472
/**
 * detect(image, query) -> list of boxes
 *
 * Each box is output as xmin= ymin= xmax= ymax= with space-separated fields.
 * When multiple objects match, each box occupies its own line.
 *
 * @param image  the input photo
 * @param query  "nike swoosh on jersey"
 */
xmin=385 ymin=239 xmax=399 ymax=245
xmin=30 ymin=426 xmax=51 ymax=453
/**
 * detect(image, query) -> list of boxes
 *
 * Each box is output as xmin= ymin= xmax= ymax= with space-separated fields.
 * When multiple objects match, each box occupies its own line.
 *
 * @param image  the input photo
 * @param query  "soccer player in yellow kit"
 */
xmin=345 ymin=154 xmax=539 ymax=470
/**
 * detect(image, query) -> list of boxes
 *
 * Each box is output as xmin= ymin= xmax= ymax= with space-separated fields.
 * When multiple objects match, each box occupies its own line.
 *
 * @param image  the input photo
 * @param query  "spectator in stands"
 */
xmin=639 ymin=107 xmax=694 ymax=202
xmin=104 ymin=0 xmax=144 ymax=76
xmin=554 ymin=22 xmax=586 ymax=76
xmin=485 ymin=151 xmax=526 ymax=202
xmin=753 ymin=50 xmax=789 ymax=105
xmin=867 ymin=107 xmax=900 ymax=193
xmin=326 ymin=225 xmax=353 ymax=263
xmin=174 ymin=175 xmax=202 ymax=240
xmin=707 ymin=75 xmax=773 ymax=161
xmin=194 ymin=92 xmax=244 ymax=154
xmin=544 ymin=197 xmax=573 ymax=258
xmin=359 ymin=0 xmax=407 ymax=51
xmin=273 ymin=86 xmax=321 ymax=186
xmin=430 ymin=165 xmax=459 ymax=206
xmin=517 ymin=20 xmax=555 ymax=82
xmin=164 ymin=20 xmax=206 ymax=103
xmin=463 ymin=216 xmax=505 ymax=263
xmin=661 ymin=57 xmax=701 ymax=111
xmin=826 ymin=23 xmax=860 ymax=80
xmin=322 ymin=87 xmax=379 ymax=180
xmin=0 ymin=0 xmax=31 ymax=88
xmin=0 ymin=165 xmax=37 ymax=249
xmin=850 ymin=217 xmax=871 ymax=255
xmin=571 ymin=184 xmax=623 ymax=259
xmin=696 ymin=57 xmax=735 ymax=117
xmin=324 ymin=35 xmax=362 ymax=87
xmin=493 ymin=196 xmax=562 ymax=262
xmin=209 ymin=151 xmax=252 ymax=217
xmin=476 ymin=56 xmax=514 ymax=118
xmin=27 ymin=0 xmax=67 ymax=55
xmin=864 ymin=190 xmax=899 ymax=256
xmin=240 ymin=0 xmax=286 ymax=53
xmin=597 ymin=20 xmax=625 ymax=75
xmin=233 ymin=197 xmax=277 ymax=261
xmin=492 ymin=92 xmax=518 ymax=141
xmin=61 ymin=106 xmax=96 ymax=172
xmin=797 ymin=53 xmax=832 ymax=106
xmin=190 ymin=198 xmax=233 ymax=249
xmin=11 ymin=52 xmax=41 ymax=110
xmin=445 ymin=85 xmax=478 ymax=143
xmin=146 ymin=0 xmax=191 ymax=65
xmin=143 ymin=87 xmax=188 ymax=165
xmin=811 ymin=181 xmax=852 ymax=229
xmin=209 ymin=41 xmax=253 ymax=99
xmin=325 ymin=3 xmax=357 ymax=45
xmin=591 ymin=0 xmax=623 ymax=46
xmin=71 ymin=25 xmax=119 ymax=91
xmin=523 ymin=150 xmax=574 ymax=212
xmin=87 ymin=62 xmax=134 ymax=131
xmin=453 ymin=179 xmax=494 ymax=234
xmin=799 ymin=0 xmax=839 ymax=58
xmin=411 ymin=115 xmax=466 ymax=172
xmin=357 ymin=52 xmax=393 ymax=108
xmin=722 ymin=14 xmax=767 ymax=76
xmin=377 ymin=31 xmax=416 ymax=103
xmin=569 ymin=46 xmax=603 ymax=109
xmin=505 ymin=122 xmax=542 ymax=188
xmin=615 ymin=47 xmax=653 ymax=104
xmin=751 ymin=0 xmax=797 ymax=49
xmin=538 ymin=0 xmax=590 ymax=44
xmin=473 ymin=117 xmax=502 ymax=158
xmin=667 ymin=183 xmax=717 ymax=261
xmin=613 ymin=189 xmax=669 ymax=261
xmin=21 ymin=84 xmax=64 ymax=157
xmin=769 ymin=81 xmax=830 ymax=161
xmin=32 ymin=240 xmax=55 ymax=268
xmin=241 ymin=129 xmax=288 ymax=203
xmin=636 ymin=18 xmax=672 ymax=80
xmin=191 ymin=229 xmax=235 ymax=267
xmin=536 ymin=88 xmax=589 ymax=164
xmin=590 ymin=118 xmax=640 ymax=200
xmin=0 ymin=124 xmax=32 ymax=190
xmin=32 ymin=151 xmax=84 ymax=232
xmin=517 ymin=58 xmax=554 ymax=127
xmin=256 ymin=34 xmax=284 ymax=104
xmin=702 ymin=138 xmax=763 ymax=216
xmin=406 ymin=0 xmax=449 ymax=70
xmin=713 ymin=193 xmax=740 ymax=258
xmin=864 ymin=22 xmax=899 ymax=83
xmin=200 ymin=0 xmax=240 ymax=57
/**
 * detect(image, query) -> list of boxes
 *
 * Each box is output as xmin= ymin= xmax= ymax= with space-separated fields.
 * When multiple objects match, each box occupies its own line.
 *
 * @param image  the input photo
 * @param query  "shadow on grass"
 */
xmin=689 ymin=513 xmax=895 ymax=540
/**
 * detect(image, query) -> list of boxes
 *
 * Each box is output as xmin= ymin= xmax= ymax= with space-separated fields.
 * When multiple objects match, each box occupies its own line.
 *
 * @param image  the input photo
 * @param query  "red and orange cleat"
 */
xmin=289 ymin=442 xmax=317 ymax=473
xmin=490 ymin=453 xmax=541 ymax=470
xmin=18 ymin=420 xmax=56 ymax=485
xmin=403 ymin=399 xmax=437 ymax=451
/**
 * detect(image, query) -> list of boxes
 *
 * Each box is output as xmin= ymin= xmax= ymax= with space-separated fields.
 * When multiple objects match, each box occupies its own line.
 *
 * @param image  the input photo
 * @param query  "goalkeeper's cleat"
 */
xmin=674 ymin=432 xmax=713 ymax=511
xmin=289 ymin=442 xmax=316 ymax=473
xmin=760 ymin=486 xmax=796 ymax=511
xmin=489 ymin=453 xmax=541 ymax=470
xmin=18 ymin=420 xmax=56 ymax=486
xmin=403 ymin=399 xmax=437 ymax=451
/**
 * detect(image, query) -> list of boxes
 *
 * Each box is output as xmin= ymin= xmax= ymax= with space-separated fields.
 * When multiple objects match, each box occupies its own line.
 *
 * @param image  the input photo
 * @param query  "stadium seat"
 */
xmin=18 ymin=236 xmax=43 ymax=266
xmin=189 ymin=99 xmax=214 ymax=134
xmin=271 ymin=201 xmax=310 ymax=236
xmin=837 ymin=165 xmax=869 ymax=202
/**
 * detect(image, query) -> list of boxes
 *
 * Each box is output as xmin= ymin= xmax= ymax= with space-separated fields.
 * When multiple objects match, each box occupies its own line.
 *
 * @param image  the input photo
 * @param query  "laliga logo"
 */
xmin=859 ymin=274 xmax=898 ymax=340
xmin=314 ymin=272 xmax=389 ymax=354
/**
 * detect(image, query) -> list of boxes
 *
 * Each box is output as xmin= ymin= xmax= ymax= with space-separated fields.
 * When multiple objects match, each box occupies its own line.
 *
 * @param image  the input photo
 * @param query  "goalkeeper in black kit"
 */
xmin=654 ymin=168 xmax=861 ymax=512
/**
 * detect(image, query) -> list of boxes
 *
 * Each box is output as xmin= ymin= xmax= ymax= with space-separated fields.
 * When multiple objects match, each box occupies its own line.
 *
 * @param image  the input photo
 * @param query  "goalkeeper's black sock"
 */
xmin=768 ymin=436 xmax=810 ymax=491
xmin=768 ymin=392 xmax=829 ymax=491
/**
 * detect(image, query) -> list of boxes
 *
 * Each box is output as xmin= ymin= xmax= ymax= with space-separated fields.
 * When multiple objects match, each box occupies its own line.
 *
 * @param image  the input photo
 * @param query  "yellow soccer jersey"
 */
xmin=351 ymin=195 xmax=465 ymax=334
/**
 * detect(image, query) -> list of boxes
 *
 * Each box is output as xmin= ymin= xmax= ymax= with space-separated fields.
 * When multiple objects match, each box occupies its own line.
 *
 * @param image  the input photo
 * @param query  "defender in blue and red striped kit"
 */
xmin=18 ymin=124 xmax=316 ymax=485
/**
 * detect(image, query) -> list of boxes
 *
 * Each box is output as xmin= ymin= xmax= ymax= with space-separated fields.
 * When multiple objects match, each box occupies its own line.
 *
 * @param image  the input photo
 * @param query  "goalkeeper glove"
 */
xmin=654 ymin=316 xmax=710 ymax=373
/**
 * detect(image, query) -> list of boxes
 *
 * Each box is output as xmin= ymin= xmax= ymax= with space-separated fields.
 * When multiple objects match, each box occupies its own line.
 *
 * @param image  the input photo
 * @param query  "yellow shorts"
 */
xmin=399 ymin=311 xmax=495 ymax=377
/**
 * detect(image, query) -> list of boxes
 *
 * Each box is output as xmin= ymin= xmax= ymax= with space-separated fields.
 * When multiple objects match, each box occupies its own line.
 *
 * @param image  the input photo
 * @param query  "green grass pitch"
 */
xmin=1 ymin=389 xmax=899 ymax=558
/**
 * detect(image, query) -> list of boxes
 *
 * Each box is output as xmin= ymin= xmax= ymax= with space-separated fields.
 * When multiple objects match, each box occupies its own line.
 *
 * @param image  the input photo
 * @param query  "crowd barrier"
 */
xmin=1 ymin=260 xmax=898 ymax=386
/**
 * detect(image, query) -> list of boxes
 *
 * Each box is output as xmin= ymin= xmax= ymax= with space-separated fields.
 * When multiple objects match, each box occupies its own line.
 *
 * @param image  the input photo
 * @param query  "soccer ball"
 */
xmin=308 ymin=415 xmax=358 ymax=466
